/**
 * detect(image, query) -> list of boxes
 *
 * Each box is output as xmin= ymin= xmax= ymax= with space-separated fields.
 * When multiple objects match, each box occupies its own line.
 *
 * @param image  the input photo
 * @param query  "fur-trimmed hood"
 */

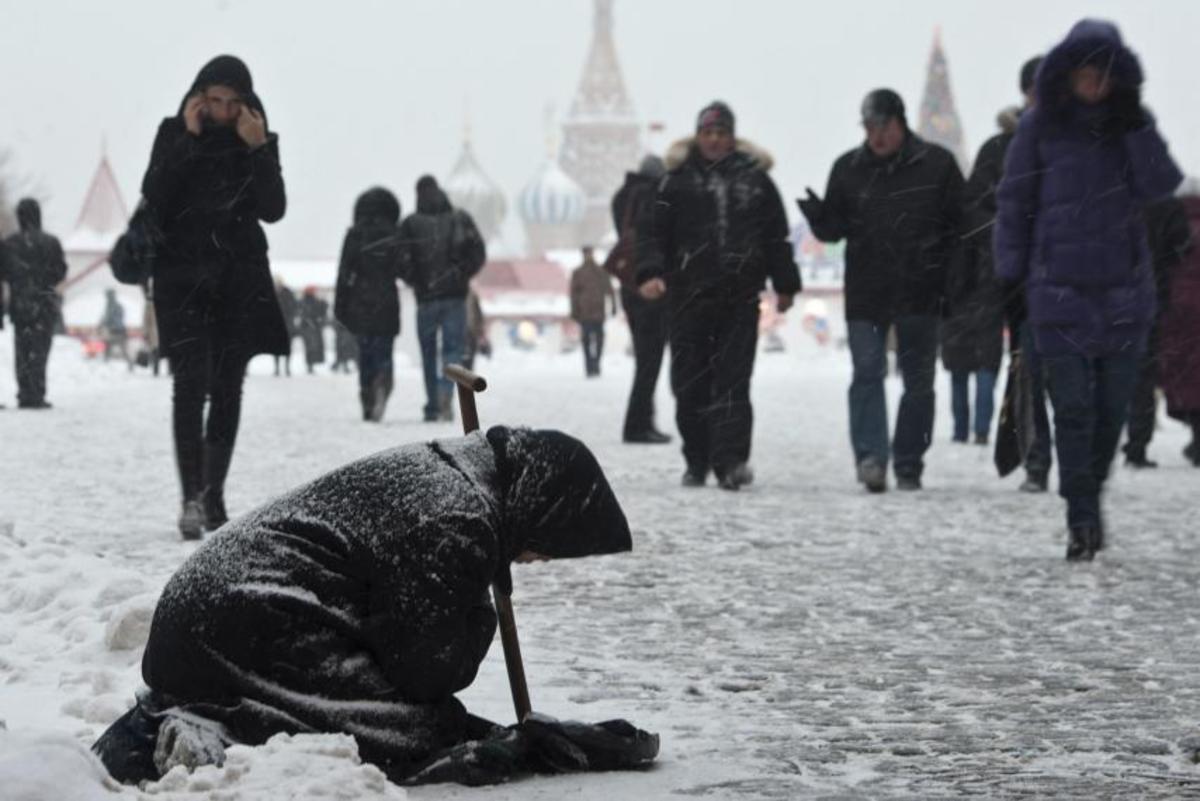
xmin=664 ymin=137 xmax=774 ymax=172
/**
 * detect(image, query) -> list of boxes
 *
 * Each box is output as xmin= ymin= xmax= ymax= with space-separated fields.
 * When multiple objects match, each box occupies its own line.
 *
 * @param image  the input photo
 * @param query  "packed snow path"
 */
xmin=2 ymin=336 xmax=1198 ymax=799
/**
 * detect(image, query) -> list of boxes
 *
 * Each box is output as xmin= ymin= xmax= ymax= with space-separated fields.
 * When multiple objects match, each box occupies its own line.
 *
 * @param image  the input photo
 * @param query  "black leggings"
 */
xmin=170 ymin=340 xmax=248 ymax=500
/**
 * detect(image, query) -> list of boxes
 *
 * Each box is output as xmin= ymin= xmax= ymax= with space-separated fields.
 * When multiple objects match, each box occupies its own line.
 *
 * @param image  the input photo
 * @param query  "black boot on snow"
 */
xmin=202 ymin=444 xmax=234 ymax=530
xmin=681 ymin=467 xmax=708 ymax=488
xmin=1020 ymin=472 xmax=1048 ymax=493
xmin=179 ymin=500 xmax=204 ymax=541
xmin=1124 ymin=449 xmax=1158 ymax=469
xmin=717 ymin=463 xmax=754 ymax=491
xmin=1184 ymin=441 xmax=1200 ymax=467
xmin=856 ymin=458 xmax=887 ymax=493
xmin=1066 ymin=527 xmax=1097 ymax=562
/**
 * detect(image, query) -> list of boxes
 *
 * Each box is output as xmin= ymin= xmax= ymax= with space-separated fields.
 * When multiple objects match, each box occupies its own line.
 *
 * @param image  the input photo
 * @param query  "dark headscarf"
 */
xmin=486 ymin=426 xmax=632 ymax=561
xmin=415 ymin=175 xmax=451 ymax=215
xmin=178 ymin=55 xmax=269 ymax=130
xmin=15 ymin=198 xmax=41 ymax=232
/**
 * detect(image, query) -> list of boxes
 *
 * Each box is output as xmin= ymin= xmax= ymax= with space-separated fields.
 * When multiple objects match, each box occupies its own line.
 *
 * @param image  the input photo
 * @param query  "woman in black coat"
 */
xmin=92 ymin=427 xmax=655 ymax=786
xmin=334 ymin=187 xmax=404 ymax=421
xmin=141 ymin=55 xmax=290 ymax=539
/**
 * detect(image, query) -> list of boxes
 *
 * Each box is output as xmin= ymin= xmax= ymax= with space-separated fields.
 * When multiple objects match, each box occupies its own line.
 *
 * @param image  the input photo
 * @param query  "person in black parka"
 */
xmin=2 ymin=198 xmax=68 ymax=409
xmin=800 ymin=89 xmax=965 ymax=492
xmin=611 ymin=155 xmax=672 ymax=444
xmin=92 ymin=427 xmax=658 ymax=786
xmin=334 ymin=186 xmax=404 ymax=421
xmin=398 ymin=176 xmax=486 ymax=422
xmin=142 ymin=55 xmax=290 ymax=540
xmin=636 ymin=102 xmax=801 ymax=491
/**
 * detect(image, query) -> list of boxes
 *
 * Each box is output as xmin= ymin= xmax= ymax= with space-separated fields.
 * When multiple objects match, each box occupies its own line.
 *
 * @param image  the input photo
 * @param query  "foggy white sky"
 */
xmin=2 ymin=0 xmax=1197 ymax=258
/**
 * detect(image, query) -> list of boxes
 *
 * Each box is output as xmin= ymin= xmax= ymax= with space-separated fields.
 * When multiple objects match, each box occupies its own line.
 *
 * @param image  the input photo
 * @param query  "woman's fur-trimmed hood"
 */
xmin=664 ymin=137 xmax=775 ymax=172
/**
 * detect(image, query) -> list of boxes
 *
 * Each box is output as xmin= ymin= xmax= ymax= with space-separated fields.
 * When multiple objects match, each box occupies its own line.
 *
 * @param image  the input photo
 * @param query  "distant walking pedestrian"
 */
xmin=1158 ymin=179 xmax=1200 ymax=467
xmin=570 ymin=246 xmax=616 ymax=377
xmin=297 ymin=286 xmax=328 ymax=374
xmin=1 ymin=198 xmax=68 ymax=409
xmin=274 ymin=277 xmax=297 ymax=377
xmin=334 ymin=187 xmax=404 ymax=422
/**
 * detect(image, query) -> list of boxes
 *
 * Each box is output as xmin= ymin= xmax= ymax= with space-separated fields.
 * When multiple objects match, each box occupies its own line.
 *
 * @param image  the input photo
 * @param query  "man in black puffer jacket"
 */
xmin=335 ymin=186 xmax=405 ymax=422
xmin=141 ymin=55 xmax=290 ymax=539
xmin=800 ymin=89 xmax=964 ymax=493
xmin=398 ymin=176 xmax=486 ymax=422
xmin=92 ymin=427 xmax=657 ymax=786
xmin=636 ymin=102 xmax=801 ymax=491
xmin=2 ymin=198 xmax=68 ymax=409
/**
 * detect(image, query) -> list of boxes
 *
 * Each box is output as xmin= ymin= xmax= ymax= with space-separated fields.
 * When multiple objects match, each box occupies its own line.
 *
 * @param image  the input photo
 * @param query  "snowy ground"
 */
xmin=2 ymin=327 xmax=1199 ymax=799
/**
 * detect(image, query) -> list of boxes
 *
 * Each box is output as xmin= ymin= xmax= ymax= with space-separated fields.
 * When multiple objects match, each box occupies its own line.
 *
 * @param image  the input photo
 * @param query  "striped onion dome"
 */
xmin=518 ymin=158 xmax=586 ymax=226
xmin=444 ymin=139 xmax=508 ymax=242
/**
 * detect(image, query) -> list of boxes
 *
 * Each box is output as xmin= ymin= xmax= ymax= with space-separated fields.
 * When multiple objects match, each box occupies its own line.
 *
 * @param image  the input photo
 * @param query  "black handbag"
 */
xmin=109 ymin=201 xmax=161 ymax=285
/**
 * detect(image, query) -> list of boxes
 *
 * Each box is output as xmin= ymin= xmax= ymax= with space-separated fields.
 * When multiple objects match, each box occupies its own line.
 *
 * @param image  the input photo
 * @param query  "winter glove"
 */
xmin=517 ymin=713 xmax=660 ymax=774
xmin=402 ymin=727 xmax=529 ymax=787
xmin=797 ymin=188 xmax=825 ymax=225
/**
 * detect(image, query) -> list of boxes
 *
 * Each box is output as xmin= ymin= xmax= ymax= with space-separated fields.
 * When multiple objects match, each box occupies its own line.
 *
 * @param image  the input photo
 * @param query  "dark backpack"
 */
xmin=109 ymin=201 xmax=161 ymax=285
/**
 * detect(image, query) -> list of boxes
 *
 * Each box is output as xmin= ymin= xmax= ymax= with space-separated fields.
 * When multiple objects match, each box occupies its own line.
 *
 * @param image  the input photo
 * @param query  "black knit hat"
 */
xmin=696 ymin=101 xmax=735 ymax=135
xmin=1020 ymin=56 xmax=1043 ymax=95
xmin=861 ymin=88 xmax=906 ymax=126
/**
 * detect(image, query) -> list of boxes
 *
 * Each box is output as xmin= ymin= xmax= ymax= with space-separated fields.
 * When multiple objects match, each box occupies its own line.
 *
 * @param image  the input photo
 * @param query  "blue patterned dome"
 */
xmin=518 ymin=158 xmax=586 ymax=226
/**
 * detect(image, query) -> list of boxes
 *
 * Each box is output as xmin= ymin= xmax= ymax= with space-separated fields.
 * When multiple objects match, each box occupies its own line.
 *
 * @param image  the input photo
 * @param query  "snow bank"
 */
xmin=0 ymin=729 xmax=124 ymax=800
xmin=141 ymin=733 xmax=408 ymax=799
xmin=0 ymin=730 xmax=408 ymax=800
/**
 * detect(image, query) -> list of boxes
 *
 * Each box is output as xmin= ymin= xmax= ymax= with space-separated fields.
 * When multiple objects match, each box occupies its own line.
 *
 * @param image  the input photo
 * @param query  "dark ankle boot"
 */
xmin=202 ymin=443 xmax=234 ymax=531
xmin=175 ymin=435 xmax=204 ymax=539
xmin=1066 ymin=527 xmax=1097 ymax=562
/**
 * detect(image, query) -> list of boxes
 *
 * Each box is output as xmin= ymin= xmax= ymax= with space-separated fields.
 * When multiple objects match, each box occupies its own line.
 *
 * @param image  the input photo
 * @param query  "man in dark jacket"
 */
xmin=142 ymin=55 xmax=290 ymax=539
xmin=92 ymin=427 xmax=657 ymax=786
xmin=334 ymin=186 xmax=405 ymax=421
xmin=273 ymin=276 xmax=297 ymax=377
xmin=800 ymin=89 xmax=965 ymax=492
xmin=570 ymin=246 xmax=617 ymax=377
xmin=637 ymin=101 xmax=801 ymax=491
xmin=398 ymin=176 xmax=486 ymax=422
xmin=2 ymin=198 xmax=68 ymax=409
xmin=610 ymin=155 xmax=671 ymax=444
xmin=1121 ymin=195 xmax=1191 ymax=467
xmin=995 ymin=19 xmax=1182 ymax=560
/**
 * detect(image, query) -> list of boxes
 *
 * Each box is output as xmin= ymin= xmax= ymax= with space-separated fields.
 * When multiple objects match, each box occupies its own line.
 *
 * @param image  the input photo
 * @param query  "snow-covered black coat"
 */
xmin=635 ymin=139 xmax=801 ymax=308
xmin=334 ymin=187 xmax=405 ymax=337
xmin=806 ymin=133 xmax=965 ymax=324
xmin=139 ymin=427 xmax=632 ymax=778
xmin=941 ymin=110 xmax=1016 ymax=373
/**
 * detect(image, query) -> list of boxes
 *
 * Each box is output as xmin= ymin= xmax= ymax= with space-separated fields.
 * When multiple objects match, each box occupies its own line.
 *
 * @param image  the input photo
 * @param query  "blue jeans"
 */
xmin=417 ymin=298 xmax=466 ymax=418
xmin=1043 ymin=350 xmax=1141 ymax=529
xmin=847 ymin=317 xmax=939 ymax=479
xmin=1021 ymin=324 xmax=1054 ymax=479
xmin=950 ymin=369 xmax=998 ymax=440
xmin=357 ymin=336 xmax=394 ymax=392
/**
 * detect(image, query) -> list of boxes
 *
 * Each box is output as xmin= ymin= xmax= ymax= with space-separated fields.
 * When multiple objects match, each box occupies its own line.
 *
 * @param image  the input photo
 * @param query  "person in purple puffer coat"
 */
xmin=995 ymin=19 xmax=1182 ymax=562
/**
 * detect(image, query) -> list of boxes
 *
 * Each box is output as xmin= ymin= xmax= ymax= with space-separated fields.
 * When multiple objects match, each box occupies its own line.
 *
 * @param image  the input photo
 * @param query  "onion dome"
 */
xmin=444 ymin=137 xmax=508 ymax=242
xmin=518 ymin=158 xmax=586 ymax=227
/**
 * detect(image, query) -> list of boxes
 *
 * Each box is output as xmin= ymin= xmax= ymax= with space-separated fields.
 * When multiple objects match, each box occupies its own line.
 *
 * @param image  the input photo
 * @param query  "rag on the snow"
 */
xmin=93 ymin=428 xmax=658 ymax=786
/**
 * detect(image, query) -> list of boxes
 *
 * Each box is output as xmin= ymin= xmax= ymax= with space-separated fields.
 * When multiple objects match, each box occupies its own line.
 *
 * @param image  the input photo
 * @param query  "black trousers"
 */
xmin=669 ymin=297 xmax=759 ymax=477
xmin=13 ymin=318 xmax=54 ymax=405
xmin=1124 ymin=328 xmax=1159 ymax=457
xmin=168 ymin=337 xmax=249 ymax=501
xmin=622 ymin=290 xmax=669 ymax=437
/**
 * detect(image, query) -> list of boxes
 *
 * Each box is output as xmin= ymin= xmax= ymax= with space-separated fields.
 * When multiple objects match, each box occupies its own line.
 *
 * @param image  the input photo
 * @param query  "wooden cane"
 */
xmin=443 ymin=364 xmax=533 ymax=722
